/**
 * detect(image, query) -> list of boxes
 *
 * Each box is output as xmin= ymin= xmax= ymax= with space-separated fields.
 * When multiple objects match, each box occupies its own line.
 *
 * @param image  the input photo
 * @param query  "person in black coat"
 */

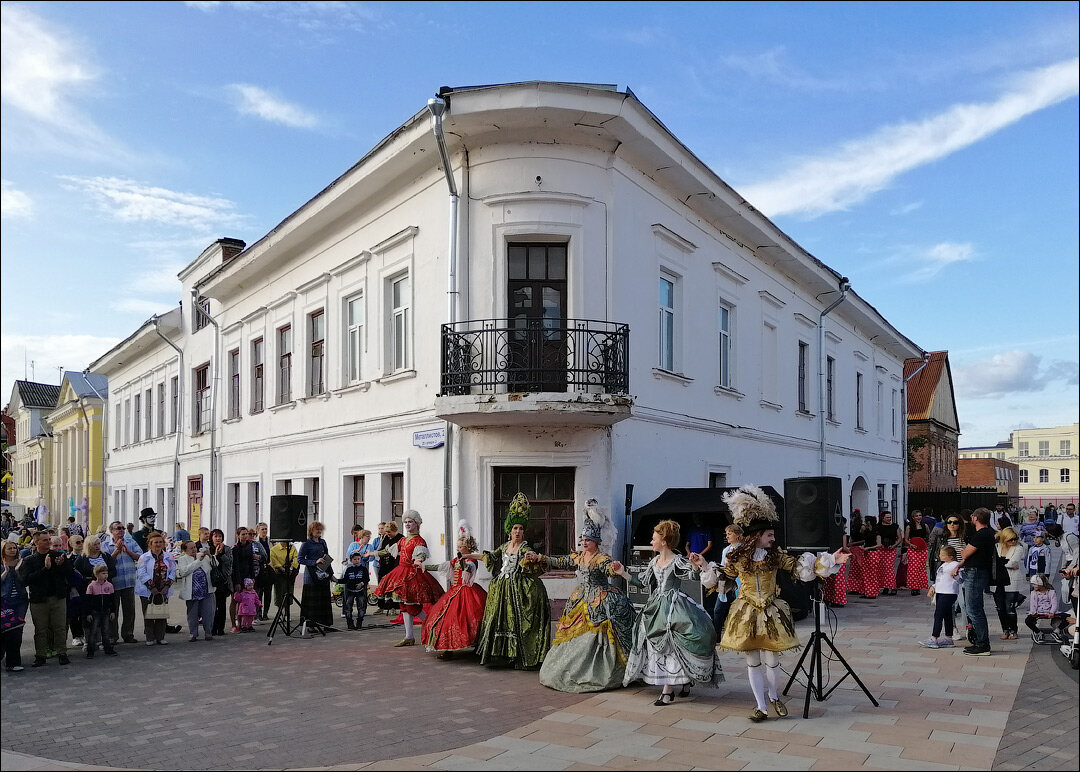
xmin=375 ymin=522 xmax=402 ymax=614
xmin=18 ymin=532 xmax=76 ymax=666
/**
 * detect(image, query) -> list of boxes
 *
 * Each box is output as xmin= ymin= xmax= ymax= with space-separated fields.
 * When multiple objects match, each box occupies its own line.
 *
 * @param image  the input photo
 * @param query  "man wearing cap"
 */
xmin=133 ymin=508 xmax=158 ymax=552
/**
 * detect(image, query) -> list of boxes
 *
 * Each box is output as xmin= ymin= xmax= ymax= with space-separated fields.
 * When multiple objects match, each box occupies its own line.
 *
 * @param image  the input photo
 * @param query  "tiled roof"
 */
xmin=904 ymin=351 xmax=949 ymax=421
xmin=15 ymin=381 xmax=61 ymax=409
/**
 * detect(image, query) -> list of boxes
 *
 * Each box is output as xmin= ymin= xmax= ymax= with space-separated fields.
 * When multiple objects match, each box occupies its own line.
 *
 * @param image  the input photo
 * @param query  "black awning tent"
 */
xmin=629 ymin=486 xmax=786 ymax=547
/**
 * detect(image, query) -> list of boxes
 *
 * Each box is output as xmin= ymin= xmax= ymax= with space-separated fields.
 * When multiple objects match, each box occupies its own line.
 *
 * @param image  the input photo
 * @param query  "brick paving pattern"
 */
xmin=3 ymin=588 xmax=1077 ymax=770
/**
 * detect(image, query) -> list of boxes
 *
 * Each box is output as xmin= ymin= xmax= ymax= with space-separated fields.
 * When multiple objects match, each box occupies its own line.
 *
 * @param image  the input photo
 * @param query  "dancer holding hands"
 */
xmin=420 ymin=519 xmax=487 ymax=659
xmin=612 ymin=519 xmax=724 ymax=705
xmin=533 ymin=501 xmax=636 ymax=693
xmin=696 ymin=486 xmax=847 ymax=722
xmin=373 ymin=510 xmax=444 ymax=647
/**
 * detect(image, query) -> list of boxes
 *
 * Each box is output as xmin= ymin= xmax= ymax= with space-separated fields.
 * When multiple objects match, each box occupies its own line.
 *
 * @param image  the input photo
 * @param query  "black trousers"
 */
xmin=213 ymin=588 xmax=231 ymax=635
xmin=932 ymin=593 xmax=957 ymax=638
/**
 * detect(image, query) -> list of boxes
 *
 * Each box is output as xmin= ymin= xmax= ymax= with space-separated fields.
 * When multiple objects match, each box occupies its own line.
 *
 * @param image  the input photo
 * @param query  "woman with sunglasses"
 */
xmin=993 ymin=527 xmax=1027 ymax=640
xmin=929 ymin=516 xmax=967 ymax=578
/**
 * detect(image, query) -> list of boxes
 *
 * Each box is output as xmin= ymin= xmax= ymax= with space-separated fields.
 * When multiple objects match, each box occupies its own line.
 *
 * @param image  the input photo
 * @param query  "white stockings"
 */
xmin=403 ymin=612 xmax=414 ymax=640
xmin=745 ymin=650 xmax=780 ymax=710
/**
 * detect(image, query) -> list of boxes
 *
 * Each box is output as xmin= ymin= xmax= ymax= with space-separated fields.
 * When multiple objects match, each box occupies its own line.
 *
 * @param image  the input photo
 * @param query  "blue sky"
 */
xmin=1 ymin=0 xmax=1077 ymax=447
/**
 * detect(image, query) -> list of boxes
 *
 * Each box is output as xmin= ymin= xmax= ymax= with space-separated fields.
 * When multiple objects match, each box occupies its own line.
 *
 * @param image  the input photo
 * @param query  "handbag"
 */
xmin=144 ymin=593 xmax=169 ymax=620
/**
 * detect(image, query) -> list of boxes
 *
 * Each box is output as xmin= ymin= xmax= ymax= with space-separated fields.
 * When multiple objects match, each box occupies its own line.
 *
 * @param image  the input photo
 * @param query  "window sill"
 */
xmin=854 ymin=427 xmax=868 ymax=434
xmin=826 ymin=418 xmax=841 ymax=427
xmin=250 ymin=408 xmax=265 ymax=416
xmin=713 ymin=385 xmax=744 ymax=400
xmin=269 ymin=401 xmax=297 ymax=413
xmin=759 ymin=400 xmax=782 ymax=411
xmin=299 ymin=392 xmax=331 ymax=403
xmin=652 ymin=368 xmax=693 ymax=386
xmin=332 ymin=382 xmax=372 ymax=396
xmin=377 ymin=369 xmax=417 ymax=385
xmin=222 ymin=417 xmax=241 ymax=425
xmin=795 ymin=410 xmax=816 ymax=420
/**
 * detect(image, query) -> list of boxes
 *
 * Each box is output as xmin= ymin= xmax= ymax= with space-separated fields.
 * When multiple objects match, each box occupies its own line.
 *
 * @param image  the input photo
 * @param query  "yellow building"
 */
xmin=46 ymin=372 xmax=108 ymax=533
xmin=7 ymin=380 xmax=60 ymax=518
xmin=962 ymin=423 xmax=1080 ymax=509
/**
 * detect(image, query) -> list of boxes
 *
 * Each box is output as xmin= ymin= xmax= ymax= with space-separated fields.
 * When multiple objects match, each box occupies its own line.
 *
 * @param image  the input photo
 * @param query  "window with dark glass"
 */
xmin=194 ymin=363 xmax=210 ymax=434
xmin=493 ymin=467 xmax=575 ymax=557
xmin=228 ymin=348 xmax=240 ymax=419
xmin=277 ymin=326 xmax=292 ymax=404
xmin=251 ymin=338 xmax=264 ymax=413
xmin=309 ymin=310 xmax=325 ymax=396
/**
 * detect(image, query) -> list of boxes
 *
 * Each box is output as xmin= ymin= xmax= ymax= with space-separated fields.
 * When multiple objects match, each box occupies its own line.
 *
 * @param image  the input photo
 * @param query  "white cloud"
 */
xmin=186 ymin=1 xmax=379 ymax=34
xmin=0 ymin=4 xmax=126 ymax=162
xmin=61 ymin=176 xmax=244 ymax=229
xmin=1 ymin=180 xmax=33 ymax=219
xmin=111 ymin=298 xmax=179 ymax=317
xmin=900 ymin=242 xmax=975 ymax=283
xmin=890 ymin=201 xmax=923 ymax=216
xmin=128 ymin=263 xmax=186 ymax=295
xmin=1 ymin=333 xmax=122 ymax=397
xmin=717 ymin=46 xmax=858 ymax=92
xmin=740 ymin=58 xmax=1080 ymax=218
xmin=228 ymin=84 xmax=319 ymax=129
xmin=954 ymin=349 xmax=1080 ymax=398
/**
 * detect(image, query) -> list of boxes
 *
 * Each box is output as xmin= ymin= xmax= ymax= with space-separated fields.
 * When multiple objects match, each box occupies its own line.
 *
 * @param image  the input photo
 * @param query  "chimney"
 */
xmin=219 ymin=238 xmax=246 ymax=264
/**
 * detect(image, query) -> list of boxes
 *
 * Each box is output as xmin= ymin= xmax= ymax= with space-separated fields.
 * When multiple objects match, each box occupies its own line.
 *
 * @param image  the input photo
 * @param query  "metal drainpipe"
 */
xmin=902 ymin=352 xmax=932 ymax=527
xmin=82 ymin=371 xmax=107 ymax=531
xmin=190 ymin=292 xmax=222 ymax=534
xmin=152 ymin=315 xmax=184 ymax=533
xmin=428 ymin=96 xmax=460 ymax=561
xmin=818 ymin=277 xmax=850 ymax=476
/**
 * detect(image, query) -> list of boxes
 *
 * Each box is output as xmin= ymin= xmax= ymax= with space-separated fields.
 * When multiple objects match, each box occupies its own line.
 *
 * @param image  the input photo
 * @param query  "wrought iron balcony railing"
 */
xmin=441 ymin=318 xmax=630 ymax=396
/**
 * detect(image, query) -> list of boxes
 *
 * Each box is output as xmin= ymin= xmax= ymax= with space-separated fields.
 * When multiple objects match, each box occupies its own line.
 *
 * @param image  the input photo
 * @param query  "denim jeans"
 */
xmin=962 ymin=568 xmax=990 ymax=648
xmin=343 ymin=591 xmax=366 ymax=624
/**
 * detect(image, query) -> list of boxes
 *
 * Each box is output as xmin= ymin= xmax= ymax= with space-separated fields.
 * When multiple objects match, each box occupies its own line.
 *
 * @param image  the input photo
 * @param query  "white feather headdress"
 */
xmin=722 ymin=485 xmax=779 ymax=529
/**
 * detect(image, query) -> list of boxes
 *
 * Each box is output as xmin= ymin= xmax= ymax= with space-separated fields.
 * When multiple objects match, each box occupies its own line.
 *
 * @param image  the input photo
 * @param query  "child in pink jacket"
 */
xmin=233 ymin=578 xmax=261 ymax=631
xmin=1024 ymin=574 xmax=1068 ymax=641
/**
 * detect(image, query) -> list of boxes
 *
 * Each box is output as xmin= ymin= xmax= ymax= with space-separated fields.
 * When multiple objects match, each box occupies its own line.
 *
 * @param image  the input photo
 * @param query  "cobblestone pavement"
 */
xmin=3 ymin=590 xmax=1077 ymax=771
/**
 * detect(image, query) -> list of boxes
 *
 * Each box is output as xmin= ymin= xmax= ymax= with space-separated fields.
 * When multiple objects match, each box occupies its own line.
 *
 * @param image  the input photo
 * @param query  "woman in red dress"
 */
xmin=374 ymin=510 xmax=444 ymax=647
xmin=421 ymin=520 xmax=487 ymax=659
xmin=903 ymin=511 xmax=931 ymax=595
xmin=874 ymin=512 xmax=901 ymax=595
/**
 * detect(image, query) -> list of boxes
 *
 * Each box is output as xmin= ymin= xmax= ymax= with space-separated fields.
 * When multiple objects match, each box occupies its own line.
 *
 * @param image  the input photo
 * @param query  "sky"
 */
xmin=1 ymin=0 xmax=1077 ymax=448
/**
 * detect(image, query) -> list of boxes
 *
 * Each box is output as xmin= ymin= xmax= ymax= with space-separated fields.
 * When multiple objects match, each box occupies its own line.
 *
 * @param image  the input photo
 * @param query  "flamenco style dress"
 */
xmin=537 ymin=551 xmax=636 ymax=693
xmin=420 ymin=557 xmax=487 ymax=653
xmin=622 ymin=555 xmax=725 ymax=688
xmin=474 ymin=542 xmax=551 ymax=670
xmin=374 ymin=534 xmax=444 ymax=615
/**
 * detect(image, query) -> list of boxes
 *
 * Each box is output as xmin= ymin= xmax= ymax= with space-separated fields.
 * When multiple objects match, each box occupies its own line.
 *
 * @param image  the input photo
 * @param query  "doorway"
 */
xmin=507 ymin=243 xmax=567 ymax=392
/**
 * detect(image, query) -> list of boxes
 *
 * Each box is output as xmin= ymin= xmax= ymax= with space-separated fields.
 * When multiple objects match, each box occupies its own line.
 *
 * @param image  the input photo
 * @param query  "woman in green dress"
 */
xmin=533 ymin=501 xmax=635 ymax=692
xmin=468 ymin=493 xmax=551 ymax=670
xmin=613 ymin=519 xmax=725 ymax=706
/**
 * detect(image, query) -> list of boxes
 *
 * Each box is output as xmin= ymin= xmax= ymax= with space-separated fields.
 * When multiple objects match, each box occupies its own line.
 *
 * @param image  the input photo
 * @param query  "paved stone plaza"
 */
xmin=2 ymin=591 xmax=1076 ymax=771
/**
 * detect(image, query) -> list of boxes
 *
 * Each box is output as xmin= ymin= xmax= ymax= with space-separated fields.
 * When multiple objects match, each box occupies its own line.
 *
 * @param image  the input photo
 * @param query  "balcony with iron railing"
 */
xmin=435 ymin=318 xmax=633 ymax=427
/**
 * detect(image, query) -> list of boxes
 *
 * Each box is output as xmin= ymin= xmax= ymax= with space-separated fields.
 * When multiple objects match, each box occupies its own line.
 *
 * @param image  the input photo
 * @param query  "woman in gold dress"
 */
xmin=693 ymin=486 xmax=846 ymax=722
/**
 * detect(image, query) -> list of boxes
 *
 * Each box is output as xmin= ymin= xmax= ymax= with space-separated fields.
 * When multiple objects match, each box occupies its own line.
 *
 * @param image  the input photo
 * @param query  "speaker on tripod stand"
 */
xmin=780 ymin=476 xmax=878 ymax=717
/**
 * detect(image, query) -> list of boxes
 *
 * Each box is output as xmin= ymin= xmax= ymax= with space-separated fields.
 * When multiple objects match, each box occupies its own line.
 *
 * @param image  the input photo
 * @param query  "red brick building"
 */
xmin=957 ymin=456 xmax=1019 ymax=500
xmin=905 ymin=351 xmax=960 ymax=492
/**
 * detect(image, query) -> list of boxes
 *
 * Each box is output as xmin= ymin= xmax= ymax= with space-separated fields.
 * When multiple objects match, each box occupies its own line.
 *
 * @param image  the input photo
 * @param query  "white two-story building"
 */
xmin=92 ymin=81 xmax=922 ymax=565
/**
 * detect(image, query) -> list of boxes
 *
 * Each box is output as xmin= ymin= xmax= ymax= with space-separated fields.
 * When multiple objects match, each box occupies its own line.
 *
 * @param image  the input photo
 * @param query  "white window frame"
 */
xmin=1061 ymin=468 xmax=1071 ymax=483
xmin=1061 ymin=440 xmax=1071 ymax=456
xmin=277 ymin=325 xmax=292 ymax=404
xmin=389 ymin=274 xmax=411 ymax=373
xmin=251 ymin=338 xmax=264 ymax=414
xmin=717 ymin=301 xmax=732 ymax=388
xmin=156 ymin=383 xmax=165 ymax=438
xmin=1039 ymin=468 xmax=1049 ymax=484
xmin=170 ymin=376 xmax=179 ymax=434
xmin=658 ymin=273 xmax=677 ymax=372
xmin=797 ymin=341 xmax=810 ymax=414
xmin=855 ymin=372 xmax=864 ymax=430
xmin=346 ymin=292 xmax=365 ymax=385
xmin=1039 ymin=440 xmax=1050 ymax=456
xmin=826 ymin=356 xmax=836 ymax=421
xmin=1019 ymin=442 xmax=1029 ymax=457
xmin=133 ymin=393 xmax=142 ymax=444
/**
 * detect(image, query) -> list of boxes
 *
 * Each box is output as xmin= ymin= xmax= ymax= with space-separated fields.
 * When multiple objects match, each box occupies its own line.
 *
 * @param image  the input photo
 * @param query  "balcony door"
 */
xmin=507 ymin=243 xmax=567 ymax=392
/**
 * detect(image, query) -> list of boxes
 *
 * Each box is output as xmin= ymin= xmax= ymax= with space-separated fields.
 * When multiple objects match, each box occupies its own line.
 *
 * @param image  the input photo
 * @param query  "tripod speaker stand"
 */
xmin=265 ymin=541 xmax=333 ymax=645
xmin=782 ymin=578 xmax=879 ymax=717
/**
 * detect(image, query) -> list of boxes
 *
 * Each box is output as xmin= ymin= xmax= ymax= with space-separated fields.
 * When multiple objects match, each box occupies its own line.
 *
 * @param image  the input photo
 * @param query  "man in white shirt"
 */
xmin=1060 ymin=503 xmax=1079 ymax=537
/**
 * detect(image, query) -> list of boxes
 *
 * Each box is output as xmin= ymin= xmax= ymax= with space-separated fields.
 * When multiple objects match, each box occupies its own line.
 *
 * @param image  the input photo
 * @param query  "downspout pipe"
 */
xmin=428 ymin=96 xmax=459 ymax=561
xmin=902 ymin=351 xmax=932 ymax=527
xmin=82 ymin=370 xmax=107 ymax=531
xmin=818 ymin=277 xmax=850 ymax=476
xmin=152 ymin=315 xmax=184 ymax=533
xmin=189 ymin=291 xmax=220 ymax=531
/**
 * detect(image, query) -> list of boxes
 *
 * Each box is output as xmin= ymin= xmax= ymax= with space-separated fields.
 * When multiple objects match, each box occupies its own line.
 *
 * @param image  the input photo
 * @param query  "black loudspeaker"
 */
xmin=783 ymin=476 xmax=844 ymax=552
xmin=269 ymin=495 xmax=308 ymax=542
